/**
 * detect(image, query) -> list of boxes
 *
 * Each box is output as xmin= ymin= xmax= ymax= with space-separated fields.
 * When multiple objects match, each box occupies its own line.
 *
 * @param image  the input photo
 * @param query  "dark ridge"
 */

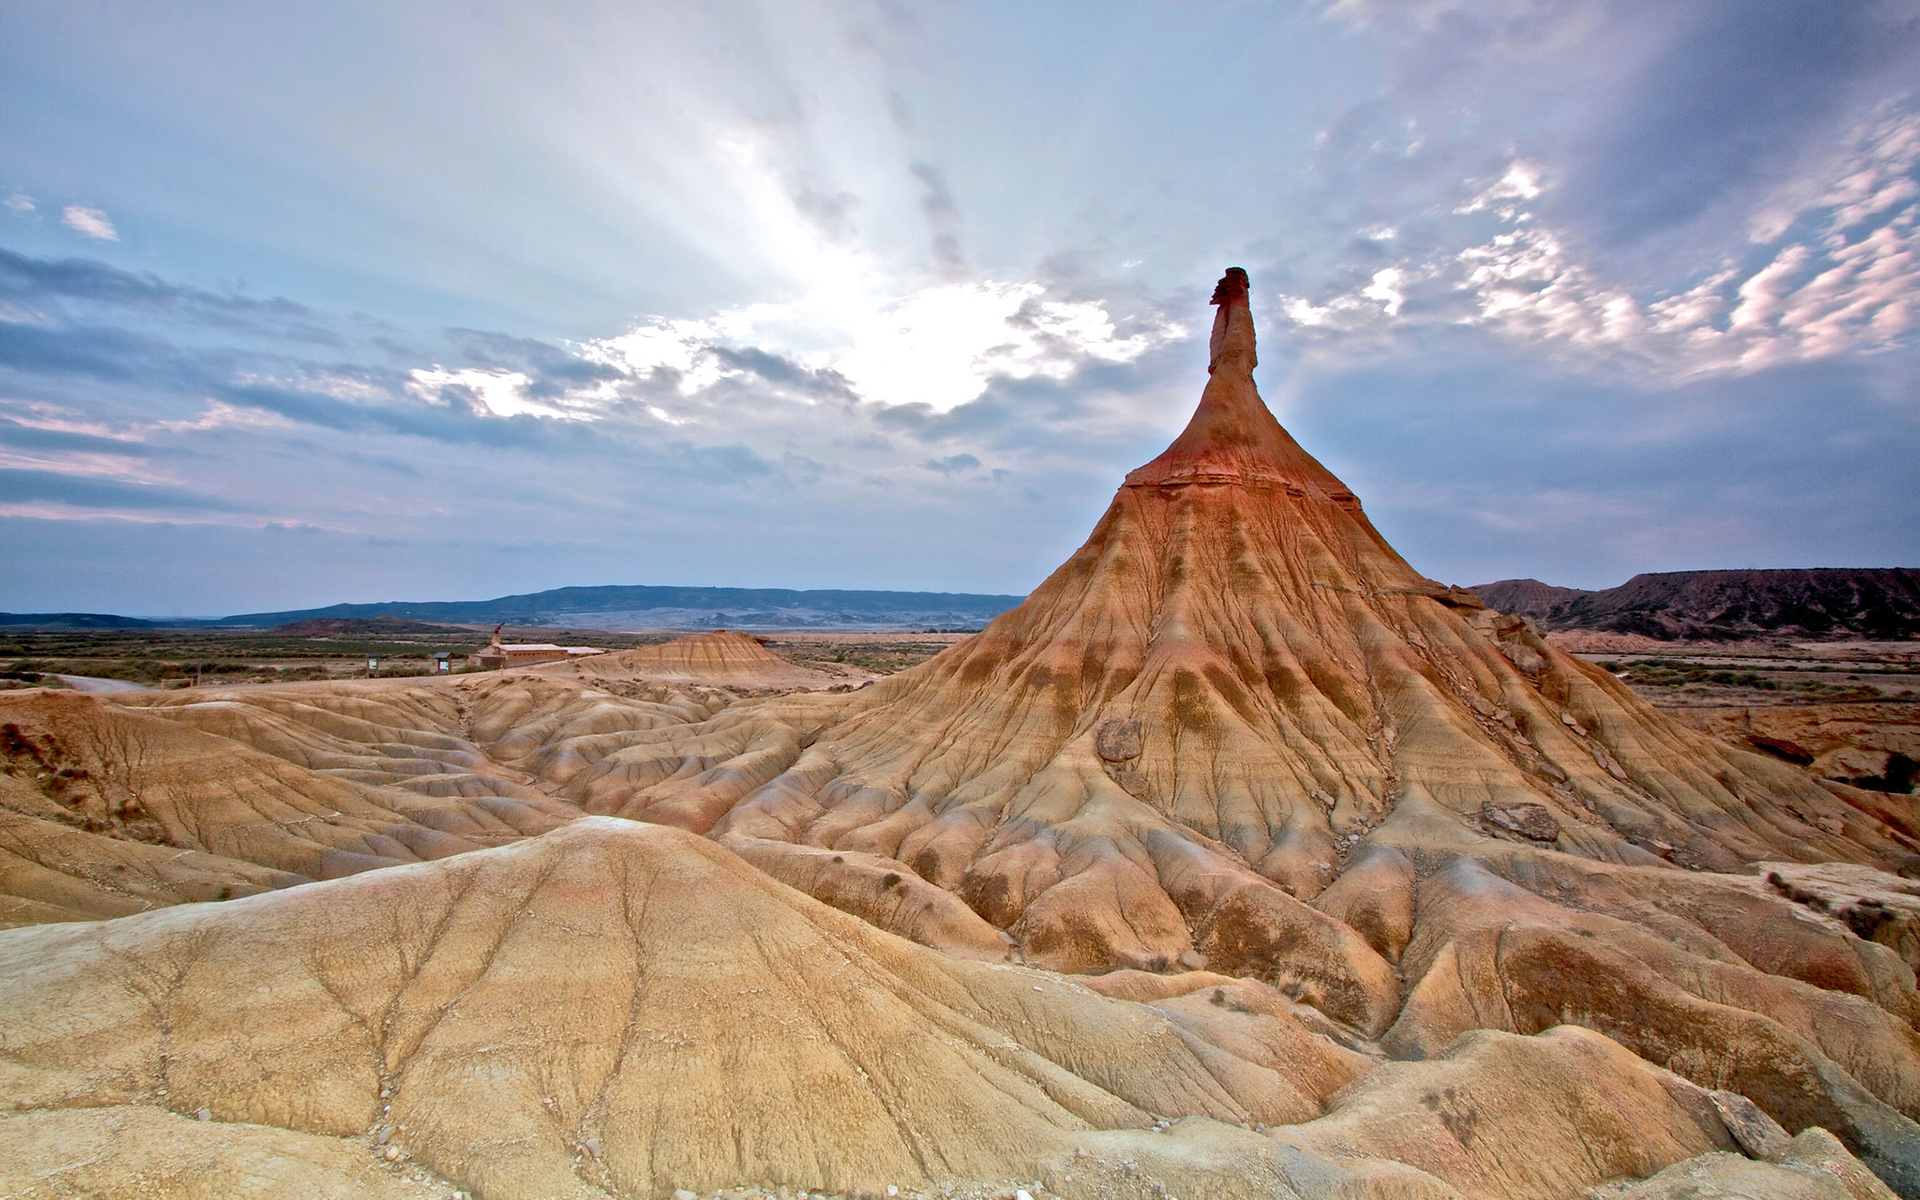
xmin=215 ymin=585 xmax=1029 ymax=632
xmin=0 ymin=613 xmax=161 ymax=629
xmin=267 ymin=617 xmax=474 ymax=637
xmin=1472 ymin=569 xmax=1920 ymax=642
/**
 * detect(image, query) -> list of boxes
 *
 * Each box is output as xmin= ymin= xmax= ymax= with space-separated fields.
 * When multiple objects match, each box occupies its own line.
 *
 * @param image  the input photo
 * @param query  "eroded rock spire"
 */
xmin=1125 ymin=267 xmax=1352 ymax=496
xmin=1208 ymin=265 xmax=1254 ymax=375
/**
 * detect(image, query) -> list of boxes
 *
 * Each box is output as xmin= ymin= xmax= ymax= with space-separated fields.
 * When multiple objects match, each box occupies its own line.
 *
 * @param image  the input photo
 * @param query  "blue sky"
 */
xmin=1 ymin=0 xmax=1917 ymax=616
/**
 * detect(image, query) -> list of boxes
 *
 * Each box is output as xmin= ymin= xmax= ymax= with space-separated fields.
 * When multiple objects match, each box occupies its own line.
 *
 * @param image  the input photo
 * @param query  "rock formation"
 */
xmin=4 ymin=271 xmax=1920 ymax=1199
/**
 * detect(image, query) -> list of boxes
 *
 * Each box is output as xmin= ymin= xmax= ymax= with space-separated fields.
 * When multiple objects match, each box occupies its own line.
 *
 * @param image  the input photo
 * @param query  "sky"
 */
xmin=1 ymin=0 xmax=1917 ymax=616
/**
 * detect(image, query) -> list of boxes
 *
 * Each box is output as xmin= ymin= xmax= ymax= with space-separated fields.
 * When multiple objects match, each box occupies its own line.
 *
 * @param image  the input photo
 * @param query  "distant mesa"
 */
xmin=1474 ymin=569 xmax=1920 ymax=642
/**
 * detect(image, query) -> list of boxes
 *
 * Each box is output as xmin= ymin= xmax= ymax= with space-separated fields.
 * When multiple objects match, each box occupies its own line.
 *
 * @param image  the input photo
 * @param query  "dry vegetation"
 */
xmin=0 ymin=624 xmax=673 ymax=689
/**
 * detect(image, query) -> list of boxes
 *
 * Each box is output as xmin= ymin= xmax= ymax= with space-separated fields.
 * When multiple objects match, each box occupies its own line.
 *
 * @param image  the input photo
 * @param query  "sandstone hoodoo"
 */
xmin=6 ymin=271 xmax=1920 ymax=1199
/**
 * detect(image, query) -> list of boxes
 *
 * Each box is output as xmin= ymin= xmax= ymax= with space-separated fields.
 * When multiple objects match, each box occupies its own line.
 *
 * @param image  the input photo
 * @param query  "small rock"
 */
xmin=1015 ymin=1191 xmax=1035 ymax=1200
xmin=887 ymin=1188 xmax=899 ymax=1197
xmin=384 ymin=1147 xmax=402 ymax=1162
xmin=1746 ymin=734 xmax=1815 ymax=766
xmin=676 ymin=1190 xmax=699 ymax=1200
xmin=1500 ymin=639 xmax=1550 ymax=675
xmin=1482 ymin=800 xmax=1561 ymax=842
xmin=582 ymin=1137 xmax=602 ymax=1159
xmin=1708 ymin=1089 xmax=1791 ymax=1161
xmin=1095 ymin=718 xmax=1142 ymax=763
xmin=194 ymin=1107 xmax=211 ymax=1121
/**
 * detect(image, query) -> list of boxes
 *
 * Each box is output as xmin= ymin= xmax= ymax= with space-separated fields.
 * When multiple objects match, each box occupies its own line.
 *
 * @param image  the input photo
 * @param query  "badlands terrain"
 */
xmin=5 ymin=272 xmax=1920 ymax=1200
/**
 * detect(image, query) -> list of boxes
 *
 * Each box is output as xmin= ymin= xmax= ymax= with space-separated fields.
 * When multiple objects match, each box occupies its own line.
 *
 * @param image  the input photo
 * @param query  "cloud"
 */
xmin=910 ymin=162 xmax=967 ymax=275
xmin=709 ymin=346 xmax=857 ymax=400
xmin=3 ymin=194 xmax=33 ymax=215
xmin=923 ymin=452 xmax=981 ymax=475
xmin=1273 ymin=101 xmax=1920 ymax=379
xmin=0 ymin=416 xmax=154 ymax=458
xmin=0 ymin=246 xmax=330 ymax=345
xmin=581 ymin=278 xmax=1181 ymax=414
xmin=790 ymin=181 xmax=862 ymax=242
xmin=0 ymin=320 xmax=189 ymax=384
xmin=60 ymin=205 xmax=119 ymax=241
xmin=0 ymin=467 xmax=239 ymax=513
xmin=1569 ymin=0 xmax=1914 ymax=248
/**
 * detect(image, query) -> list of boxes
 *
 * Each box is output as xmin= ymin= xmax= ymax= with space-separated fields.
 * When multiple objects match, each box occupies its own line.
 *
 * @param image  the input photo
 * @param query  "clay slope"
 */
xmin=0 ymin=673 xmax=732 ymax=926
xmin=6 ymin=816 xmax=1889 ymax=1200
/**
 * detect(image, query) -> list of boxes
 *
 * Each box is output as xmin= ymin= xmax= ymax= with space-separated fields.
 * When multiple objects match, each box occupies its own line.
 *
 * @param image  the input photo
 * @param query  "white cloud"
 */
xmin=3 ymin=193 xmax=33 ymax=214
xmin=1453 ymin=160 xmax=1543 ymax=216
xmin=1274 ymin=105 xmax=1920 ymax=379
xmin=152 ymin=400 xmax=296 ymax=434
xmin=60 ymin=205 xmax=119 ymax=241
xmin=1362 ymin=268 xmax=1406 ymax=317
xmin=582 ymin=279 xmax=1180 ymax=414
xmin=408 ymin=367 xmax=592 ymax=420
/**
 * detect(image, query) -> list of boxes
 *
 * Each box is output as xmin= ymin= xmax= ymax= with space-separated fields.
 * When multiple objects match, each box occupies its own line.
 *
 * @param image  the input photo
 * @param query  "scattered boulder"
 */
xmin=1095 ymin=718 xmax=1142 ymax=762
xmin=1749 ymin=734 xmax=1817 ymax=766
xmin=1708 ymin=1089 xmax=1793 ymax=1161
xmin=1482 ymin=800 xmax=1561 ymax=843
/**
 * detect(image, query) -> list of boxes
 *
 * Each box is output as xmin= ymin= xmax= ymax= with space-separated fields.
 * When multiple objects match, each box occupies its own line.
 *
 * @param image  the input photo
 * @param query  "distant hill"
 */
xmin=267 ymin=617 xmax=477 ymax=638
xmin=214 ymin=584 xmax=1027 ymax=632
xmin=0 ymin=612 xmax=160 ymax=629
xmin=1472 ymin=568 xmax=1920 ymax=641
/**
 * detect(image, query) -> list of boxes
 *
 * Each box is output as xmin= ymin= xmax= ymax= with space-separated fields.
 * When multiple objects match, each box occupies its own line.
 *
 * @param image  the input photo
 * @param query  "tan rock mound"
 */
xmin=1593 ymin=1127 xmax=1898 ymax=1199
xmin=11 ymin=817 xmax=1885 ymax=1200
xmin=1672 ymin=702 xmax=1920 ymax=798
xmin=550 ymin=630 xmax=862 ymax=690
xmin=0 ymin=818 xmax=1380 ymax=1199
xmin=1278 ymin=1026 xmax=1738 ymax=1198
xmin=0 ymin=677 xmax=717 ymax=926
xmin=0 ymin=1105 xmax=462 ymax=1200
